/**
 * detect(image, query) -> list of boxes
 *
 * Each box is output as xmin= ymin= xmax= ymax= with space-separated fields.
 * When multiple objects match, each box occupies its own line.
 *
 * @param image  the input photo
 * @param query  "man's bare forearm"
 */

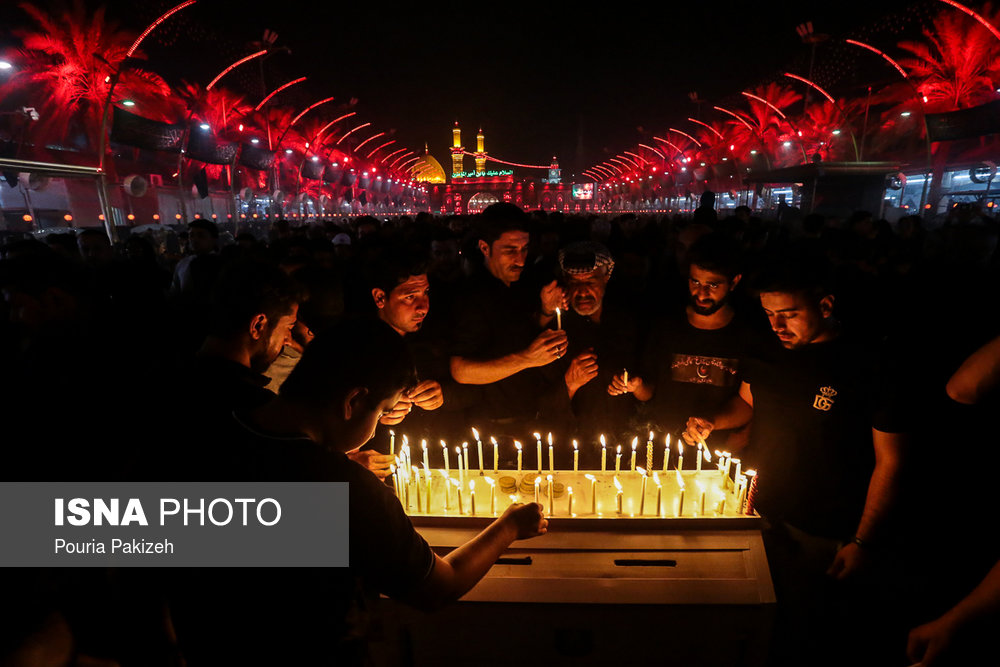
xmin=450 ymin=354 xmax=530 ymax=385
xmin=854 ymin=429 xmax=904 ymax=543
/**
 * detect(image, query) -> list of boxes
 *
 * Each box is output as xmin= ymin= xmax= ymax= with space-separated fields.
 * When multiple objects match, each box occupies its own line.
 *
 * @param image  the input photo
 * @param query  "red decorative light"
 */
xmin=127 ymin=213 xmax=135 ymax=220
xmin=336 ymin=122 xmax=371 ymax=145
xmin=22 ymin=214 xmax=32 ymax=222
xmin=175 ymin=214 xmax=182 ymax=220
xmin=255 ymin=76 xmax=308 ymax=111
xmin=353 ymin=131 xmax=385 ymax=153
xmin=845 ymin=40 xmax=909 ymax=79
xmin=207 ymin=50 xmax=268 ymax=91
xmin=686 ymin=118 xmax=724 ymax=140
xmin=127 ymin=0 xmax=195 ymax=57
xmin=290 ymin=97 xmax=337 ymax=126
xmin=63 ymin=214 xmax=73 ymax=222
xmin=153 ymin=214 xmax=160 ymax=220
xmin=783 ymin=73 xmax=835 ymax=104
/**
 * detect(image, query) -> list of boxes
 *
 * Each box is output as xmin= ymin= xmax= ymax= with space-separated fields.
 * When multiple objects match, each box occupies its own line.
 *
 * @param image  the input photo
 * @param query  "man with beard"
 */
xmin=610 ymin=233 xmax=756 ymax=443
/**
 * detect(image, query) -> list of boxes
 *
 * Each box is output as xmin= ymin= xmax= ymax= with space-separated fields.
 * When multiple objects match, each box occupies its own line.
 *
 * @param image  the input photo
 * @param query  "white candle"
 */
xmin=422 ymin=440 xmax=430 ymax=473
xmin=614 ymin=477 xmax=623 ymax=515
xmin=732 ymin=459 xmax=741 ymax=489
xmin=623 ymin=368 xmax=629 ymax=385
xmin=462 ymin=442 xmax=470 ymax=475
xmin=677 ymin=443 xmax=684 ymax=472
xmin=638 ymin=467 xmax=647 ymax=514
xmin=586 ymin=474 xmax=596 ymax=514
xmin=547 ymin=474 xmax=554 ymax=516
xmin=723 ymin=451 xmax=732 ymax=487
xmin=389 ymin=429 xmax=395 ymax=456
xmin=456 ymin=447 xmax=464 ymax=484
xmin=630 ymin=436 xmax=638 ymax=471
xmin=653 ymin=472 xmax=662 ymax=517
xmin=573 ymin=440 xmax=579 ymax=472
xmin=718 ymin=494 xmax=726 ymax=516
xmin=677 ymin=485 xmax=685 ymax=517
xmin=646 ymin=431 xmax=654 ymax=473
xmin=601 ymin=434 xmax=607 ymax=472
xmin=663 ymin=434 xmax=671 ymax=473
xmin=443 ymin=470 xmax=451 ymax=510
xmin=441 ymin=440 xmax=449 ymax=474
xmin=696 ymin=442 xmax=703 ymax=473
xmin=568 ymin=486 xmax=574 ymax=516
xmin=473 ymin=428 xmax=484 ymax=473
xmin=486 ymin=477 xmax=496 ymax=515
xmin=455 ymin=479 xmax=463 ymax=515
xmin=515 ymin=441 xmax=522 ymax=473
xmin=413 ymin=467 xmax=422 ymax=513
xmin=535 ymin=432 xmax=543 ymax=473
xmin=548 ymin=432 xmax=554 ymax=473
xmin=701 ymin=440 xmax=712 ymax=468
xmin=615 ymin=445 xmax=622 ymax=474
xmin=390 ymin=464 xmax=398 ymax=498
xmin=534 ymin=476 xmax=541 ymax=504
xmin=491 ymin=436 xmax=499 ymax=474
xmin=423 ymin=465 xmax=431 ymax=513
xmin=698 ymin=482 xmax=706 ymax=516
xmin=469 ymin=480 xmax=476 ymax=516
xmin=555 ymin=307 xmax=562 ymax=329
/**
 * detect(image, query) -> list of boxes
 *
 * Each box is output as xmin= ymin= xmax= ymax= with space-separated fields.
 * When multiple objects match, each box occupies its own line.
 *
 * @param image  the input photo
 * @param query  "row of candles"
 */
xmin=388 ymin=429 xmax=741 ymax=477
xmin=386 ymin=429 xmax=758 ymax=518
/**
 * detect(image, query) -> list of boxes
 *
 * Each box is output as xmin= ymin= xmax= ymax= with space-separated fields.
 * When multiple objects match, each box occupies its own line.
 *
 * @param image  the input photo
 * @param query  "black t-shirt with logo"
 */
xmin=639 ymin=314 xmax=757 ymax=434
xmin=741 ymin=334 xmax=906 ymax=540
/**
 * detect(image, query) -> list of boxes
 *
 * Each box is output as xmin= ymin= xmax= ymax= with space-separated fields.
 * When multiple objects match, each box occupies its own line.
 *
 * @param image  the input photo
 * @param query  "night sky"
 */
xmin=1 ymin=0 xmax=936 ymax=178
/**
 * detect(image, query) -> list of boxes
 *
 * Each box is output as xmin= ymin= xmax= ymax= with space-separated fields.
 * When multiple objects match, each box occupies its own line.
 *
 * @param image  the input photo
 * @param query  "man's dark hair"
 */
xmin=753 ymin=247 xmax=833 ymax=302
xmin=77 ymin=228 xmax=110 ymax=244
xmin=688 ymin=232 xmax=742 ymax=279
xmin=280 ymin=318 xmax=417 ymax=409
xmin=188 ymin=219 xmax=219 ymax=239
xmin=367 ymin=247 xmax=429 ymax=297
xmin=208 ymin=259 xmax=300 ymax=338
xmin=478 ymin=202 xmax=530 ymax=246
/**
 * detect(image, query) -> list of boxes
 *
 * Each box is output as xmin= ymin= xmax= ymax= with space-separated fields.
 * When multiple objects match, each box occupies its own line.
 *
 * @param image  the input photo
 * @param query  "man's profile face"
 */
xmin=374 ymin=274 xmax=430 ymax=336
xmin=188 ymin=227 xmax=216 ymax=255
xmin=251 ymin=303 xmax=298 ymax=373
xmin=566 ymin=270 xmax=607 ymax=317
xmin=760 ymin=291 xmax=832 ymax=349
xmin=480 ymin=230 xmax=529 ymax=285
xmin=688 ymin=264 xmax=737 ymax=316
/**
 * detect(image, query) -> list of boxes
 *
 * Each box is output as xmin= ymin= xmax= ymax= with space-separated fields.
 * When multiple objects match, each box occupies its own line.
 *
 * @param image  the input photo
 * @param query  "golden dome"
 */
xmin=413 ymin=153 xmax=447 ymax=183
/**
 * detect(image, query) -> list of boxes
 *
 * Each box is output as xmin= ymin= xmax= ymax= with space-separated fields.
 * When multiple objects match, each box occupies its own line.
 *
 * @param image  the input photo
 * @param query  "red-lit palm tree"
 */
xmin=2 ymin=0 xmax=172 ymax=154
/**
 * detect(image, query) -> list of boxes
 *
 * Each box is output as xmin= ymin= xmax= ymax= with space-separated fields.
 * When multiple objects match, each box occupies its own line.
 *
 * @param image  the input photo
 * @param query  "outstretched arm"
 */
xmin=946 ymin=335 xmax=1000 ymax=404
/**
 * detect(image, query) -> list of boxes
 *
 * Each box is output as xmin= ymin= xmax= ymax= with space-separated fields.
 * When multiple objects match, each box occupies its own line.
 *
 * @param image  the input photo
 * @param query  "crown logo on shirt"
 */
xmin=813 ymin=386 xmax=837 ymax=411
xmin=819 ymin=386 xmax=837 ymax=398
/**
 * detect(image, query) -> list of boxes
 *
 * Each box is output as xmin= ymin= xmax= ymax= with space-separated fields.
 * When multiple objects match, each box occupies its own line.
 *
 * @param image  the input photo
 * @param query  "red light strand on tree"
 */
xmin=255 ymin=77 xmax=307 ymax=111
xmin=207 ymin=50 xmax=268 ymax=91
xmin=126 ymin=0 xmax=196 ymax=57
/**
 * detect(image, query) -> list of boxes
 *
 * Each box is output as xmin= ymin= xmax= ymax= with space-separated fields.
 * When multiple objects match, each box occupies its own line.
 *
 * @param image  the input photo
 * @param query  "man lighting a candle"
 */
xmin=169 ymin=319 xmax=548 ymax=664
xmin=681 ymin=249 xmax=908 ymax=666
xmin=450 ymin=203 xmax=568 ymax=440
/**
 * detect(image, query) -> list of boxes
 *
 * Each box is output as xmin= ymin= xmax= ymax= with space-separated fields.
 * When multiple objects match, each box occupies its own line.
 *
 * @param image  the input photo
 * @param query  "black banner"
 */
xmin=110 ymin=107 xmax=185 ymax=153
xmin=186 ymin=129 xmax=239 ymax=165
xmin=238 ymin=143 xmax=276 ymax=171
xmin=323 ymin=165 xmax=341 ymax=183
xmin=301 ymin=159 xmax=324 ymax=181
xmin=925 ymin=100 xmax=1000 ymax=142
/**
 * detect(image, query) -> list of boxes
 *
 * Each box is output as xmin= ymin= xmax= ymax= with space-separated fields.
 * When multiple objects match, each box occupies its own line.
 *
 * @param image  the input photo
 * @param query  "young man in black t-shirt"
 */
xmin=681 ymin=253 xmax=907 ymax=666
xmin=169 ymin=320 xmax=548 ymax=665
xmin=611 ymin=233 xmax=758 ymax=444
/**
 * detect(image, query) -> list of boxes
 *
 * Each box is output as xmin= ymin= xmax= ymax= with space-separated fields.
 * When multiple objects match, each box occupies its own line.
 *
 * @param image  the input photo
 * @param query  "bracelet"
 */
xmin=852 ymin=535 xmax=871 ymax=549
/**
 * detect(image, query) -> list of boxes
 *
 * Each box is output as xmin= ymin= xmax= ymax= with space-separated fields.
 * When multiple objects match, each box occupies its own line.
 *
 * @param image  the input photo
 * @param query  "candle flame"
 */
xmin=450 ymin=478 xmax=460 ymax=488
xmin=703 ymin=448 xmax=712 ymax=463
xmin=472 ymin=427 xmax=479 ymax=440
xmin=533 ymin=432 xmax=541 ymax=441
xmin=421 ymin=439 xmax=428 ymax=451
xmin=462 ymin=441 xmax=468 ymax=450
xmin=534 ymin=476 xmax=542 ymax=485
xmin=637 ymin=466 xmax=646 ymax=475
xmin=440 ymin=439 xmax=447 ymax=448
xmin=614 ymin=477 xmax=623 ymax=492
xmin=509 ymin=495 xmax=518 ymax=504
xmin=568 ymin=486 xmax=573 ymax=494
xmin=389 ymin=429 xmax=394 ymax=435
xmin=585 ymin=474 xmax=596 ymax=482
xmin=649 ymin=430 xmax=654 ymax=441
xmin=696 ymin=481 xmax=705 ymax=492
xmin=617 ymin=444 xmax=622 ymax=454
xmin=485 ymin=477 xmax=496 ymax=487
xmin=547 ymin=432 xmax=553 ymax=445
xmin=665 ymin=433 xmax=671 ymax=446
xmin=490 ymin=436 xmax=498 ymax=445
xmin=715 ymin=450 xmax=724 ymax=457
xmin=722 ymin=451 xmax=731 ymax=457
xmin=678 ymin=442 xmax=684 ymax=455
xmin=631 ymin=436 xmax=638 ymax=450
xmin=675 ymin=469 xmax=684 ymax=488
xmin=546 ymin=474 xmax=553 ymax=482
xmin=745 ymin=469 xmax=757 ymax=477
xmin=731 ymin=457 xmax=740 ymax=465
xmin=411 ymin=465 xmax=419 ymax=478
xmin=573 ymin=439 xmax=578 ymax=450
xmin=653 ymin=471 xmax=661 ymax=487
xmin=402 ymin=434 xmax=408 ymax=445
xmin=515 ymin=441 xmax=522 ymax=451
xmin=389 ymin=463 xmax=396 ymax=474
xmin=440 ymin=469 xmax=449 ymax=479
xmin=455 ymin=446 xmax=461 ymax=456
xmin=600 ymin=434 xmax=606 ymax=446
xmin=469 ymin=480 xmax=475 ymax=491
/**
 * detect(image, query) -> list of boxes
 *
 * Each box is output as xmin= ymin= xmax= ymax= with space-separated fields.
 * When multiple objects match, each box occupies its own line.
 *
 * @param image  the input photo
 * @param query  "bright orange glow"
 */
xmin=153 ymin=214 xmax=160 ymax=220
xmin=22 ymin=214 xmax=32 ymax=222
xmin=127 ymin=213 xmax=135 ymax=220
xmin=63 ymin=214 xmax=73 ymax=222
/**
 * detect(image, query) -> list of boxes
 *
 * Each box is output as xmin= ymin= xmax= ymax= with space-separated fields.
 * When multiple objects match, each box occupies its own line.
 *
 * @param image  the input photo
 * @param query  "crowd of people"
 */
xmin=2 ymin=197 xmax=1000 ymax=665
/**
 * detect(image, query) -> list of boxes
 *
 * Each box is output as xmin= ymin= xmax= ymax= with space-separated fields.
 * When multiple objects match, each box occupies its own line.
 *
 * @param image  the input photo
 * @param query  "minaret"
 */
xmin=548 ymin=157 xmax=561 ymax=184
xmin=475 ymin=127 xmax=486 ymax=175
xmin=451 ymin=121 xmax=464 ymax=177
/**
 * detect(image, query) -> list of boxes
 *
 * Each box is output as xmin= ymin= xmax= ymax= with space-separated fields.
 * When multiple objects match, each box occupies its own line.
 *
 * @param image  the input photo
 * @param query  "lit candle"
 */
xmin=663 ymin=434 xmax=671 ymax=473
xmin=486 ymin=476 xmax=496 ymax=515
xmin=743 ymin=470 xmax=757 ymax=515
xmin=441 ymin=440 xmax=449 ymax=474
xmin=586 ymin=474 xmax=597 ymax=514
xmin=637 ymin=467 xmax=647 ymax=514
xmin=515 ymin=441 xmax=522 ymax=473
xmin=677 ymin=483 xmax=685 ymax=517
xmin=469 ymin=480 xmax=476 ymax=516
xmin=456 ymin=447 xmax=464 ymax=484
xmin=701 ymin=440 xmax=712 ymax=470
xmin=732 ymin=458 xmax=741 ymax=490
xmin=404 ymin=467 xmax=410 ymax=510
xmin=534 ymin=476 xmax=541 ymax=504
xmin=547 ymin=474 xmax=554 ymax=516
xmin=390 ymin=463 xmax=398 ymax=498
xmin=534 ymin=432 xmax=543 ymax=473
xmin=715 ymin=449 xmax=725 ymax=474
xmin=614 ymin=477 xmax=623 ymax=515
xmin=422 ymin=439 xmax=430 ymax=473
xmin=623 ymin=368 xmax=629 ymax=385
xmin=573 ymin=440 xmax=579 ymax=472
xmin=736 ymin=475 xmax=747 ymax=513
xmin=491 ymin=436 xmax=499 ymax=473
xmin=568 ymin=486 xmax=574 ymax=516
xmin=454 ymin=479 xmax=463 ymax=515
xmin=677 ymin=443 xmax=684 ymax=472
xmin=696 ymin=441 xmax=703 ymax=473
xmin=401 ymin=443 xmax=411 ymax=475
xmin=615 ymin=445 xmax=622 ymax=474
xmin=600 ymin=434 xmax=607 ymax=472
xmin=630 ymin=436 xmax=638 ymax=471
xmin=697 ymin=482 xmax=706 ymax=516
xmin=653 ymin=472 xmax=662 ymax=517
xmin=473 ymin=428 xmax=484 ymax=473
xmin=646 ymin=431 xmax=654 ymax=473
xmin=389 ymin=429 xmax=395 ymax=456
xmin=555 ymin=306 xmax=562 ymax=329
xmin=413 ymin=467 xmax=422 ymax=513
xmin=462 ymin=442 xmax=470 ymax=475
xmin=548 ymin=433 xmax=554 ymax=473
xmin=509 ymin=494 xmax=518 ymax=510
xmin=723 ymin=451 xmax=733 ymax=487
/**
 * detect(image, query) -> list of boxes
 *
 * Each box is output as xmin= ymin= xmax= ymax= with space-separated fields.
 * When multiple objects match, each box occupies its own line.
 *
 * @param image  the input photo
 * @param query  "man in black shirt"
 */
xmin=682 ymin=253 xmax=907 ymax=666
xmin=611 ymin=233 xmax=755 ymax=444
xmin=170 ymin=320 xmax=548 ymax=664
xmin=450 ymin=203 xmax=567 ymax=436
